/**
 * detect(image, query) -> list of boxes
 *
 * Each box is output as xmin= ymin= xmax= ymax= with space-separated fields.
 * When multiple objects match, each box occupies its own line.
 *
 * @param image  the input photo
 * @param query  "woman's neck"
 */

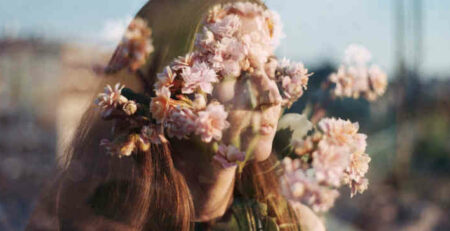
xmin=171 ymin=140 xmax=238 ymax=221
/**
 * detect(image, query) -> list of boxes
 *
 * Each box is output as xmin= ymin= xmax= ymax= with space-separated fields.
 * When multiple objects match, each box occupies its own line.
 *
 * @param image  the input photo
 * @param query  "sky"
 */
xmin=0 ymin=0 xmax=449 ymax=78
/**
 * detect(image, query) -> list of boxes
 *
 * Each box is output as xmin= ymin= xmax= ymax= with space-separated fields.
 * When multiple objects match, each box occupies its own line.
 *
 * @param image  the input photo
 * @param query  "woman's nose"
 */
xmin=252 ymin=71 xmax=282 ymax=108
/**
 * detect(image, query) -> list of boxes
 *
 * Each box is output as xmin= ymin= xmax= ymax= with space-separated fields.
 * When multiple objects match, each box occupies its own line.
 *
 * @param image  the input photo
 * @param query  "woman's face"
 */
xmin=213 ymin=66 xmax=282 ymax=161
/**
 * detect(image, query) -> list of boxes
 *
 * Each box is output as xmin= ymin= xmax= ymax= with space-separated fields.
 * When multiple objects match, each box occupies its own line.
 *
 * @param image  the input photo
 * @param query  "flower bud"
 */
xmin=123 ymin=100 xmax=137 ymax=115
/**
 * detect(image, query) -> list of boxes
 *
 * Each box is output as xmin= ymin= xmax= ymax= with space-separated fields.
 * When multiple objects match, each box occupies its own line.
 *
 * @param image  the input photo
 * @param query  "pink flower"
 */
xmin=314 ymin=118 xmax=369 ymax=189
xmin=181 ymin=61 xmax=218 ymax=94
xmin=330 ymin=66 xmax=354 ymax=98
xmin=348 ymin=178 xmax=368 ymax=198
xmin=213 ymin=37 xmax=247 ymax=77
xmin=330 ymin=44 xmax=388 ymax=101
xmin=280 ymin=157 xmax=340 ymax=213
xmin=209 ymin=14 xmax=241 ymax=38
xmin=95 ymin=83 xmax=128 ymax=107
xmin=165 ymin=107 xmax=197 ymax=139
xmin=276 ymin=59 xmax=311 ymax=106
xmin=241 ymin=32 xmax=272 ymax=69
xmin=198 ymin=2 xmax=284 ymax=78
xmin=217 ymin=37 xmax=246 ymax=60
xmin=154 ymin=66 xmax=176 ymax=90
xmin=367 ymin=64 xmax=387 ymax=100
xmin=116 ymin=18 xmax=154 ymax=72
xmin=312 ymin=140 xmax=351 ymax=187
xmin=318 ymin=118 xmax=360 ymax=146
xmin=348 ymin=66 xmax=370 ymax=96
xmin=206 ymin=5 xmax=227 ymax=23
xmin=95 ymin=83 xmax=129 ymax=118
xmin=172 ymin=53 xmax=196 ymax=71
xmin=265 ymin=10 xmax=284 ymax=48
xmin=343 ymin=44 xmax=372 ymax=66
xmin=343 ymin=152 xmax=371 ymax=197
xmin=150 ymin=87 xmax=172 ymax=122
xmin=213 ymin=144 xmax=245 ymax=168
xmin=329 ymin=65 xmax=369 ymax=99
xmin=225 ymin=2 xmax=263 ymax=17
xmin=195 ymin=102 xmax=230 ymax=143
xmin=195 ymin=28 xmax=216 ymax=53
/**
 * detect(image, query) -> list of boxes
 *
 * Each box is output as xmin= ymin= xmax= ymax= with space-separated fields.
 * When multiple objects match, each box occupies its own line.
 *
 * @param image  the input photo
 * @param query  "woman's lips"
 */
xmin=260 ymin=122 xmax=274 ymax=135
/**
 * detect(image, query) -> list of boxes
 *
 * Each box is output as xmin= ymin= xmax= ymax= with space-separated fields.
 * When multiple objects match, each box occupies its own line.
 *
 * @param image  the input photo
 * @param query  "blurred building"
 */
xmin=0 ymin=38 xmax=106 ymax=230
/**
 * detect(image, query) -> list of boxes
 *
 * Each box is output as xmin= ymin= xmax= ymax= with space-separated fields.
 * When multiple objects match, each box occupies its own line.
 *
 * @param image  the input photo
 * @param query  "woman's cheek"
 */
xmin=252 ymin=133 xmax=275 ymax=161
xmin=252 ymin=105 xmax=281 ymax=162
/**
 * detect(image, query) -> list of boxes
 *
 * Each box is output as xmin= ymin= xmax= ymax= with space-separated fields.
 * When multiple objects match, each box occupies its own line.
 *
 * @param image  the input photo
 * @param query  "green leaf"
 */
xmin=277 ymin=113 xmax=313 ymax=141
xmin=273 ymin=113 xmax=313 ymax=158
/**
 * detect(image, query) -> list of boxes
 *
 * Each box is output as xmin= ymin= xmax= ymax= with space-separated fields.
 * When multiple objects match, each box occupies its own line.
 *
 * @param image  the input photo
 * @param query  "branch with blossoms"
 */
xmin=275 ymin=45 xmax=388 ymax=213
xmin=307 ymin=44 xmax=388 ymax=123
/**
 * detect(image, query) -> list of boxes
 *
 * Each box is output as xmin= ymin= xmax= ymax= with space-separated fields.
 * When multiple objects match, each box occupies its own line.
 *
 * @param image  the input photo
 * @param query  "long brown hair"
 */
xmin=34 ymin=0 xmax=302 ymax=230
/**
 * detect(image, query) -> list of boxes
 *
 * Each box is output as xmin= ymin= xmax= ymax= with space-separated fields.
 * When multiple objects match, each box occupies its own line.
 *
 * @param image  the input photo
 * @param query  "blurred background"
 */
xmin=0 ymin=0 xmax=448 ymax=230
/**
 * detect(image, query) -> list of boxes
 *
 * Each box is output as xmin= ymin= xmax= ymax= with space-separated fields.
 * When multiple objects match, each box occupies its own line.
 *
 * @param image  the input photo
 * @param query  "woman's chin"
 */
xmin=252 ymin=137 xmax=274 ymax=162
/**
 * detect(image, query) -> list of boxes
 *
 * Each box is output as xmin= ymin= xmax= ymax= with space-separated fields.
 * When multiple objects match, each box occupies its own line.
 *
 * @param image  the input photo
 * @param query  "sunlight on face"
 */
xmin=213 ymin=67 xmax=282 ymax=161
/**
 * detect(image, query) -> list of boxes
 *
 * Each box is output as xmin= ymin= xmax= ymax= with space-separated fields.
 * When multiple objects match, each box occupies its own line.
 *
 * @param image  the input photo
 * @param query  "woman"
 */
xmin=26 ymin=0 xmax=325 ymax=230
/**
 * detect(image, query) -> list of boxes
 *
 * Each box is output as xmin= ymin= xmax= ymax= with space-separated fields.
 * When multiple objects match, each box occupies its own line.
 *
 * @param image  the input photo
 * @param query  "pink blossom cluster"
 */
xmin=330 ymin=44 xmax=387 ymax=101
xmin=280 ymin=157 xmax=340 ymax=213
xmin=95 ymin=83 xmax=137 ymax=118
xmin=274 ymin=58 xmax=312 ymax=107
xmin=197 ymin=2 xmax=284 ymax=77
xmin=280 ymin=117 xmax=371 ymax=212
xmin=315 ymin=118 xmax=369 ymax=191
xmin=214 ymin=144 xmax=246 ymax=168
xmin=106 ymin=18 xmax=154 ymax=73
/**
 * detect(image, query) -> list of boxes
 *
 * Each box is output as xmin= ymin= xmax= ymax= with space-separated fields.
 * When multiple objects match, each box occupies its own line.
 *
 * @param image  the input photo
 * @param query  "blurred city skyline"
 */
xmin=0 ymin=0 xmax=449 ymax=78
